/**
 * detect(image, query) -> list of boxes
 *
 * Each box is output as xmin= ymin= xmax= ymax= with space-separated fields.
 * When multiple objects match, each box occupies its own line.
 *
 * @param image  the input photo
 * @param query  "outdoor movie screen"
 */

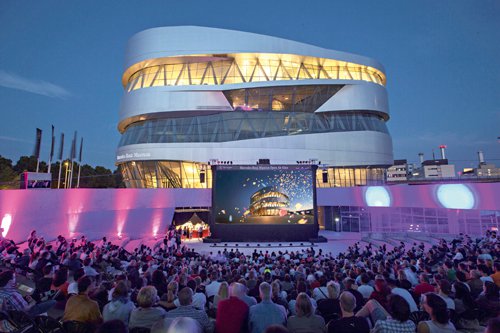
xmin=213 ymin=165 xmax=316 ymax=225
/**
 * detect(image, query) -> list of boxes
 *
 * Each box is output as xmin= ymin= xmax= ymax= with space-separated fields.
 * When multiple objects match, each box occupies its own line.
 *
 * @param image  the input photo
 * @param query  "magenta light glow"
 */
xmin=1 ymin=214 xmax=12 ymax=238
xmin=152 ymin=209 xmax=163 ymax=238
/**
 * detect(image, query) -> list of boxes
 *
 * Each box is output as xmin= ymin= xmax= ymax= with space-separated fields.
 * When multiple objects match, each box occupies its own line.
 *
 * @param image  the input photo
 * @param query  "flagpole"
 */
xmin=57 ymin=133 xmax=64 ymax=189
xmin=57 ymin=161 xmax=62 ymax=188
xmin=48 ymin=125 xmax=55 ymax=174
xmin=77 ymin=137 xmax=83 ymax=188
xmin=69 ymin=131 xmax=77 ymax=188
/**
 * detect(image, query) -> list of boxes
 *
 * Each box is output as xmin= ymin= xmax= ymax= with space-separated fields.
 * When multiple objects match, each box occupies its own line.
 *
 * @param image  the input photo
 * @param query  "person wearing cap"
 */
xmin=368 ymin=275 xmax=391 ymax=311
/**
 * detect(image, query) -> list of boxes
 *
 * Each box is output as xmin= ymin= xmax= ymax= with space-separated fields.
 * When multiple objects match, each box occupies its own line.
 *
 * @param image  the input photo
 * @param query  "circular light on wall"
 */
xmin=365 ymin=186 xmax=391 ymax=207
xmin=436 ymin=184 xmax=475 ymax=209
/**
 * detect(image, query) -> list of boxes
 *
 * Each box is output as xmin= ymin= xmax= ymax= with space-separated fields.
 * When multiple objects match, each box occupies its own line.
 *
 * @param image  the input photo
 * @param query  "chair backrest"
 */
xmin=7 ymin=310 xmax=35 ymax=329
xmin=62 ymin=321 xmax=94 ymax=333
xmin=35 ymin=315 xmax=64 ymax=333
xmin=409 ymin=310 xmax=430 ymax=326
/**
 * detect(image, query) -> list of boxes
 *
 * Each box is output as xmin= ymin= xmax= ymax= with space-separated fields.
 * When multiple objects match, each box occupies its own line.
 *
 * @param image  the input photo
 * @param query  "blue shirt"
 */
xmin=249 ymin=300 xmax=287 ymax=333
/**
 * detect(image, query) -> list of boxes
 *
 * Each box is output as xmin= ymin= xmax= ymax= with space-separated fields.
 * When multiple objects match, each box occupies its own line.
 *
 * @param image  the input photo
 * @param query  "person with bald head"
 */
xmin=249 ymin=282 xmax=287 ymax=333
xmin=327 ymin=291 xmax=369 ymax=333
xmin=163 ymin=287 xmax=214 ymax=333
xmin=215 ymin=282 xmax=249 ymax=333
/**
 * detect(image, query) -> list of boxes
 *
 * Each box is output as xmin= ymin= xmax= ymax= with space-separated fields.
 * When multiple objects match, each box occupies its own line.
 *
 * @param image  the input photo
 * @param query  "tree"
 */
xmin=114 ymin=168 xmax=125 ymax=188
xmin=14 ymin=156 xmax=47 ymax=173
xmin=0 ymin=156 xmax=17 ymax=189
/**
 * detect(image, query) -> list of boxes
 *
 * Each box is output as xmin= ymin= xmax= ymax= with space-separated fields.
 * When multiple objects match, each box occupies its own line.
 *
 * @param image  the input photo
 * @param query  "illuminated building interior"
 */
xmin=123 ymin=53 xmax=386 ymax=92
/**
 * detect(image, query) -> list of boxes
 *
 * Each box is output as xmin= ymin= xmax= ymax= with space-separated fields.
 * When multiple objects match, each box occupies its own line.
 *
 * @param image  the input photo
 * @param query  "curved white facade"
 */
xmin=116 ymin=26 xmax=393 ymax=188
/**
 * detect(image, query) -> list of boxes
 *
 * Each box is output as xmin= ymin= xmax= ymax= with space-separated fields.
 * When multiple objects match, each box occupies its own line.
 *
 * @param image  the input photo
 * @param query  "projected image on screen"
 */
xmin=214 ymin=165 xmax=315 ymax=224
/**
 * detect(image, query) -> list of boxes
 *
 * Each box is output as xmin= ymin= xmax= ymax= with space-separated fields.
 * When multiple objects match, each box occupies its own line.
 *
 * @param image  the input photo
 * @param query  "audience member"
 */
xmin=129 ymin=285 xmax=166 ymax=329
xmin=249 ymin=282 xmax=287 ymax=333
xmin=328 ymin=291 xmax=369 ymax=333
xmin=62 ymin=276 xmax=102 ymax=327
xmin=286 ymin=292 xmax=325 ymax=333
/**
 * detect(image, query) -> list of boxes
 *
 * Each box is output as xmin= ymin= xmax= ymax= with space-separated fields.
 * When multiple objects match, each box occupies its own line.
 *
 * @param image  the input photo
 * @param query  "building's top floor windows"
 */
xmin=123 ymin=53 xmax=386 ymax=92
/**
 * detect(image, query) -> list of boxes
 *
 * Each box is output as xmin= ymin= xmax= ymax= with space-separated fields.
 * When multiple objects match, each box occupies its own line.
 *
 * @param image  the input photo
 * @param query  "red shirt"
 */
xmin=216 ymin=296 xmax=249 ymax=333
xmin=414 ymin=282 xmax=435 ymax=298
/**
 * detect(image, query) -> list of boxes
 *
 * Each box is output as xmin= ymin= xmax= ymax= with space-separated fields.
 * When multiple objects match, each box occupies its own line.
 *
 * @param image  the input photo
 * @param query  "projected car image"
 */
xmin=214 ymin=165 xmax=315 ymax=224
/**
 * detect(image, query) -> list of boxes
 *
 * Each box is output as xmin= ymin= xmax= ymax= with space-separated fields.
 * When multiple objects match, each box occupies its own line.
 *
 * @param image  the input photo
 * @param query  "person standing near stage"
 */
xmin=175 ymin=232 xmax=182 ymax=249
xmin=198 ymin=225 xmax=204 ymax=240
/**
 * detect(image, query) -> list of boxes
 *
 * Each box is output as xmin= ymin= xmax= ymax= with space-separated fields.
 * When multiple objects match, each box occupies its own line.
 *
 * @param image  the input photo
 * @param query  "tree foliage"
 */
xmin=0 ymin=155 xmax=124 ymax=189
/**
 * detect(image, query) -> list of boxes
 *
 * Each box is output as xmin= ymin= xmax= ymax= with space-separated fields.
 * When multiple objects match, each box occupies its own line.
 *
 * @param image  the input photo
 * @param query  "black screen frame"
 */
xmin=209 ymin=164 xmax=319 ymax=242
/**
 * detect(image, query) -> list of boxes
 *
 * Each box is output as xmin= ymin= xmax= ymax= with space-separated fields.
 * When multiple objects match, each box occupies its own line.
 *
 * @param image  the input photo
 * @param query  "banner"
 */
xmin=33 ymin=128 xmax=42 ymax=158
xmin=70 ymin=131 xmax=77 ymax=160
xmin=49 ymin=125 xmax=55 ymax=160
xmin=79 ymin=137 xmax=83 ymax=162
xmin=58 ymin=133 xmax=64 ymax=160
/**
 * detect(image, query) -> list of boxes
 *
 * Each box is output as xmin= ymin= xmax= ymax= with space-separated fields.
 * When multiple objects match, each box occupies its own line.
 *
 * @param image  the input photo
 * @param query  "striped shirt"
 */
xmin=0 ymin=287 xmax=28 ymax=312
xmin=164 ymin=305 xmax=214 ymax=333
xmin=372 ymin=318 xmax=416 ymax=333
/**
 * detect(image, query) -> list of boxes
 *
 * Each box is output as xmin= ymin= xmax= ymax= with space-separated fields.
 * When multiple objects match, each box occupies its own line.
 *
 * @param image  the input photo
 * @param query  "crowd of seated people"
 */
xmin=0 ymin=228 xmax=497 ymax=333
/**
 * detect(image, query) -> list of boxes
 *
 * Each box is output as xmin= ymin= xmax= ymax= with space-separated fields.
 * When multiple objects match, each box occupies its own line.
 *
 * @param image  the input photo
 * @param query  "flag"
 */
xmin=33 ymin=128 xmax=42 ymax=158
xmin=49 ymin=125 xmax=55 ymax=160
xmin=70 ymin=131 xmax=77 ymax=160
xmin=79 ymin=137 xmax=83 ymax=162
xmin=58 ymin=133 xmax=65 ymax=160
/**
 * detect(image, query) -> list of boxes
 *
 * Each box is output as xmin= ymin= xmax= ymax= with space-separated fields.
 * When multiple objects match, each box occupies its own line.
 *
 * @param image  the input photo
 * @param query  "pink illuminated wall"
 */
xmin=0 ymin=189 xmax=210 ymax=243
xmin=317 ymin=182 xmax=500 ymax=210
xmin=0 ymin=182 xmax=498 ymax=243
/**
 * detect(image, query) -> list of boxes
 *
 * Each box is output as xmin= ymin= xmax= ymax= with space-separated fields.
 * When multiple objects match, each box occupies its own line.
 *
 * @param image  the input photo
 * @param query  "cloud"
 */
xmin=0 ymin=135 xmax=33 ymax=144
xmin=0 ymin=70 xmax=72 ymax=99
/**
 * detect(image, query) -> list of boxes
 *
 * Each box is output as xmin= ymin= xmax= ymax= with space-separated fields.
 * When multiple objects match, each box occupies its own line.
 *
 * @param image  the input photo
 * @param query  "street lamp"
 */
xmin=64 ymin=161 xmax=69 ymax=189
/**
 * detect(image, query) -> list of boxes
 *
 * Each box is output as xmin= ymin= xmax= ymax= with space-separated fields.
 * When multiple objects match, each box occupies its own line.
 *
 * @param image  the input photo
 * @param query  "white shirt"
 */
xmin=68 ymin=281 xmax=79 ymax=294
xmin=358 ymin=284 xmax=374 ymax=299
xmin=480 ymin=276 xmax=494 ymax=283
xmin=439 ymin=294 xmax=455 ymax=310
xmin=313 ymin=286 xmax=329 ymax=301
xmin=205 ymin=281 xmax=222 ymax=298
xmin=83 ymin=265 xmax=99 ymax=277
xmin=174 ymin=292 xmax=206 ymax=310
xmin=391 ymin=287 xmax=418 ymax=312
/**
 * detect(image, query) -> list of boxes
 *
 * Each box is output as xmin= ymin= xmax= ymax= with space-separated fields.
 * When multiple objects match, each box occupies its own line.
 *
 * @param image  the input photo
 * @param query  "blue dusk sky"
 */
xmin=0 ymin=0 xmax=499 ymax=170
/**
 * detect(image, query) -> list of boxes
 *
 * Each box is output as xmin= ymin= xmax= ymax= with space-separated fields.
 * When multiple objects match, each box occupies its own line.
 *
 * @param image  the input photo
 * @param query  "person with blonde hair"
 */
xmin=159 ymin=281 xmax=178 ymax=310
xmin=317 ymin=281 xmax=341 ymax=319
xmin=213 ymin=281 xmax=229 ymax=309
xmin=287 ymin=292 xmax=325 ymax=333
xmin=129 ymin=286 xmax=166 ymax=329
